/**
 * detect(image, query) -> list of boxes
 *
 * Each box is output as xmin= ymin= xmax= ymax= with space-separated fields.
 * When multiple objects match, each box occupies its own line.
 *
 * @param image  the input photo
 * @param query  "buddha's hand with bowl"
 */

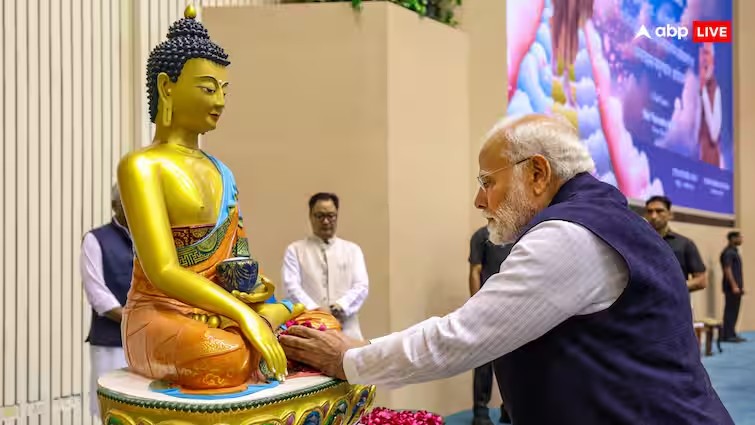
xmin=231 ymin=276 xmax=274 ymax=305
xmin=216 ymin=257 xmax=274 ymax=304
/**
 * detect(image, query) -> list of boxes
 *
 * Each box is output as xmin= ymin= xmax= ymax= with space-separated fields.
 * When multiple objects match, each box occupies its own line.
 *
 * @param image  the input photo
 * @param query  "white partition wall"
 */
xmin=1 ymin=0 xmax=129 ymax=423
xmin=0 ymin=1 xmax=270 ymax=424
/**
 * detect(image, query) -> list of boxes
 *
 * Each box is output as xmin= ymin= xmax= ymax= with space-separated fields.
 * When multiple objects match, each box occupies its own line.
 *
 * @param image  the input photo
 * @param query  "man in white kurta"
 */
xmin=282 ymin=192 xmax=369 ymax=339
xmin=81 ymin=185 xmax=132 ymax=418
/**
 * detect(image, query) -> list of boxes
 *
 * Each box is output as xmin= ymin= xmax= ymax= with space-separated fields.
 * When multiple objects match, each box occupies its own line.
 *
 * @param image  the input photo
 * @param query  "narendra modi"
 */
xmin=280 ymin=114 xmax=734 ymax=425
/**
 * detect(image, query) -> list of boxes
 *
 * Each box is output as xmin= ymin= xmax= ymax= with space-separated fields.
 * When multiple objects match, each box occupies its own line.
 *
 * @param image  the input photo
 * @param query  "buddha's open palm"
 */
xmin=239 ymin=312 xmax=287 ymax=382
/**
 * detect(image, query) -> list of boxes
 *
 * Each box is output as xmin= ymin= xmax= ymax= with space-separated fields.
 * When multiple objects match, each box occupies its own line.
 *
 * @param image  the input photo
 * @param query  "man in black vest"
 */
xmin=81 ymin=184 xmax=133 ymax=417
xmin=468 ymin=226 xmax=512 ymax=425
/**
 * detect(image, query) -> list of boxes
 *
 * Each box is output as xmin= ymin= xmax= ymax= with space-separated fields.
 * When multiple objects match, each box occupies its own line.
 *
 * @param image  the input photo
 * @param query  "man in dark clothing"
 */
xmin=721 ymin=231 xmax=745 ymax=342
xmin=468 ymin=226 xmax=513 ymax=425
xmin=645 ymin=196 xmax=707 ymax=292
xmin=81 ymin=184 xmax=133 ymax=416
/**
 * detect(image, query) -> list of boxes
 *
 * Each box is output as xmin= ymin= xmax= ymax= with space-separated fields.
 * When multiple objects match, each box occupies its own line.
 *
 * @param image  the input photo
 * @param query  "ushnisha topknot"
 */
xmin=146 ymin=4 xmax=230 ymax=123
xmin=166 ymin=18 xmax=209 ymax=39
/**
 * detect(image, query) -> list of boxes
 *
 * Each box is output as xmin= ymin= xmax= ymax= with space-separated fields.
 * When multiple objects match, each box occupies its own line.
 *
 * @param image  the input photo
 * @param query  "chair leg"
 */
xmin=704 ymin=327 xmax=713 ymax=356
xmin=694 ymin=327 xmax=703 ymax=355
xmin=716 ymin=326 xmax=723 ymax=353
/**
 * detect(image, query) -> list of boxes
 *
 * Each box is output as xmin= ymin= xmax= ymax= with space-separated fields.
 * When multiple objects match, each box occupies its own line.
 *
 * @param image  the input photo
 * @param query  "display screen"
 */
xmin=507 ymin=0 xmax=734 ymax=215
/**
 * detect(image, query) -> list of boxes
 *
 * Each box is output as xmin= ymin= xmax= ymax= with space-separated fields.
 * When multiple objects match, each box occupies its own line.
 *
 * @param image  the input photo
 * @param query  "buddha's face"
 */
xmin=159 ymin=58 xmax=229 ymax=134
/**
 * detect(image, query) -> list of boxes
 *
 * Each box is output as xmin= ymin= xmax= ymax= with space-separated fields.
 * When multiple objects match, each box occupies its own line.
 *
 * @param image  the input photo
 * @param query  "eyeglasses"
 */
xmin=313 ymin=212 xmax=337 ymax=222
xmin=476 ymin=157 xmax=531 ymax=190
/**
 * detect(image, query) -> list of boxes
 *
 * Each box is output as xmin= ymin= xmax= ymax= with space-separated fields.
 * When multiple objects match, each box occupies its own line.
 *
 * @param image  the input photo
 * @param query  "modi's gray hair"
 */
xmin=111 ymin=184 xmax=120 ymax=203
xmin=485 ymin=114 xmax=595 ymax=180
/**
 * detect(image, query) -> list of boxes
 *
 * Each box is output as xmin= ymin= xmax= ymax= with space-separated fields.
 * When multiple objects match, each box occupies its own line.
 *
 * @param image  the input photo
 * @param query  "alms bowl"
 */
xmin=216 ymin=257 xmax=261 ymax=293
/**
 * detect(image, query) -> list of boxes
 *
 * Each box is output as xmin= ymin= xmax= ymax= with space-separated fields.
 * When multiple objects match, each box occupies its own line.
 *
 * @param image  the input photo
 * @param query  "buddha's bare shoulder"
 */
xmin=117 ymin=144 xmax=172 ymax=177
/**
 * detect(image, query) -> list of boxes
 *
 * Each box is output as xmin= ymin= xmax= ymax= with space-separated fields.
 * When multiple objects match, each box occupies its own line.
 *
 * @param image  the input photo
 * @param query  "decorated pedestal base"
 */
xmin=98 ymin=369 xmax=376 ymax=425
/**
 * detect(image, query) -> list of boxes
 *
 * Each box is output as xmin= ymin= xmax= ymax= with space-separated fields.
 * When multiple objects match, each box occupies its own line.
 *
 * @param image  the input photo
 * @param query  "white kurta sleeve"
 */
xmin=334 ymin=245 xmax=369 ymax=317
xmin=341 ymin=220 xmax=629 ymax=388
xmin=281 ymin=243 xmax=320 ymax=310
xmin=81 ymin=232 xmax=122 ymax=316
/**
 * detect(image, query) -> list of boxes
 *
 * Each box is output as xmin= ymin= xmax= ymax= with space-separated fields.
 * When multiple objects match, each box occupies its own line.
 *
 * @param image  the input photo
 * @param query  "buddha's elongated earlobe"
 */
xmin=157 ymin=72 xmax=173 ymax=127
xmin=161 ymin=101 xmax=172 ymax=127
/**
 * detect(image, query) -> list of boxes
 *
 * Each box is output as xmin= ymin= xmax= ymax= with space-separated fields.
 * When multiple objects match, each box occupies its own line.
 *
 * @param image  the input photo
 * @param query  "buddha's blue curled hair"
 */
xmin=146 ymin=12 xmax=230 ymax=123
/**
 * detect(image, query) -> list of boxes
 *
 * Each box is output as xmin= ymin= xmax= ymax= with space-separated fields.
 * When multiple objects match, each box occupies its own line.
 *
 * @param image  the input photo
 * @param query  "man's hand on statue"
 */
xmin=239 ymin=311 xmax=288 ymax=382
xmin=279 ymin=325 xmax=368 ymax=381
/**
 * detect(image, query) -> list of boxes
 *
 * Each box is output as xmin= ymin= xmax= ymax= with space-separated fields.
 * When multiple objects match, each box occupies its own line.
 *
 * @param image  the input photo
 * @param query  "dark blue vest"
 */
xmin=496 ymin=173 xmax=732 ymax=425
xmin=86 ymin=221 xmax=133 ymax=347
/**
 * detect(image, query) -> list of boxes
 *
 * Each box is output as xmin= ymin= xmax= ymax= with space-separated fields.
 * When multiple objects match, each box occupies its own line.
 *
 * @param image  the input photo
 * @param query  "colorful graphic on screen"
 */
xmin=506 ymin=0 xmax=734 ymax=215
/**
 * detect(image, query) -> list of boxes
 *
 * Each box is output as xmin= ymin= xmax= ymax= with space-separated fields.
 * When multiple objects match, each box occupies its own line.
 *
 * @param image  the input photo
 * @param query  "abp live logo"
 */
xmin=692 ymin=21 xmax=731 ymax=43
xmin=635 ymin=21 xmax=732 ymax=43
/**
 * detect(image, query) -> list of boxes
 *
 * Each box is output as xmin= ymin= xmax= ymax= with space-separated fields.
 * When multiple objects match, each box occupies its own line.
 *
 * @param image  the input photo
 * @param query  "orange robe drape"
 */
xmin=122 ymin=210 xmax=262 ymax=390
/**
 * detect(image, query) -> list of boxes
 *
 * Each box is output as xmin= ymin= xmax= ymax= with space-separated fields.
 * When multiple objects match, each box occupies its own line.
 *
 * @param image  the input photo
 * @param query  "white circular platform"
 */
xmin=98 ymin=368 xmax=338 ymax=405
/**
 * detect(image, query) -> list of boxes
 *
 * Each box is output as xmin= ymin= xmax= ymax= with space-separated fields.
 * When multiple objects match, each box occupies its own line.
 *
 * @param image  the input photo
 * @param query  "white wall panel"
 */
xmin=61 ymin=2 xmax=75 ymax=423
xmin=16 ymin=1 xmax=30 ymax=425
xmin=27 ymin=1 xmax=42 ymax=424
xmin=80 ymin=1 xmax=95 ymax=424
xmin=0 ymin=0 xmax=4 ymax=413
xmin=38 ymin=0 xmax=53 ymax=421
xmin=71 ymin=0 xmax=85 ymax=423
xmin=49 ymin=0 xmax=63 ymax=422
xmin=1 ymin=1 xmax=278 ymax=423
xmin=0 ymin=0 xmax=135 ymax=422
xmin=4 ymin=2 xmax=19 ymax=422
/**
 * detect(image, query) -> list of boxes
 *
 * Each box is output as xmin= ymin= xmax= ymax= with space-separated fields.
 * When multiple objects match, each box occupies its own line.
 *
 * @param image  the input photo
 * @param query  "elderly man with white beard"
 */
xmin=279 ymin=114 xmax=733 ymax=425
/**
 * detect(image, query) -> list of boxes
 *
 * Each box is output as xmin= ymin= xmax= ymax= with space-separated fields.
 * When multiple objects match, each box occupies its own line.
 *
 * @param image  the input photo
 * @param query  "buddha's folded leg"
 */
xmin=123 ymin=305 xmax=261 ymax=390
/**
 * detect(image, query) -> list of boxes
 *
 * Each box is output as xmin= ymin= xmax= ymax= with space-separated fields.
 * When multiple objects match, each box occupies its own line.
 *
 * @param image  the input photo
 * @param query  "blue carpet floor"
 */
xmin=445 ymin=331 xmax=755 ymax=424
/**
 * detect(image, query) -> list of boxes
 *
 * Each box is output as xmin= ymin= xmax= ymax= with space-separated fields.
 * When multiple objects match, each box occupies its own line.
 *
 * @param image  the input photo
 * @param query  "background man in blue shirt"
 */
xmin=721 ymin=231 xmax=745 ymax=342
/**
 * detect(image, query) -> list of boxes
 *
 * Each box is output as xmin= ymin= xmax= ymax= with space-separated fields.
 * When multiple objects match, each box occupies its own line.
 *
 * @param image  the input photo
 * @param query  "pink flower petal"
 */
xmin=360 ymin=407 xmax=443 ymax=425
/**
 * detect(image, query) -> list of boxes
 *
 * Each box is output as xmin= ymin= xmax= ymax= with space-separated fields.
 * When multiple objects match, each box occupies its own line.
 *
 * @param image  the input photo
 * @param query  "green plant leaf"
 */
xmin=298 ymin=0 xmax=460 ymax=27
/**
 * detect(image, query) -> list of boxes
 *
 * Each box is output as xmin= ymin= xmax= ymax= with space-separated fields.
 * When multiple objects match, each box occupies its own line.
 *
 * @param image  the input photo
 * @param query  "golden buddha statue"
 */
xmin=117 ymin=5 xmax=340 ymax=393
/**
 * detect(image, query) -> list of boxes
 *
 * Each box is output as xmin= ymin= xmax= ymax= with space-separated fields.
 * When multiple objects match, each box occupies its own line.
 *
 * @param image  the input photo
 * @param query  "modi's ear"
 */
xmin=529 ymin=154 xmax=552 ymax=195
